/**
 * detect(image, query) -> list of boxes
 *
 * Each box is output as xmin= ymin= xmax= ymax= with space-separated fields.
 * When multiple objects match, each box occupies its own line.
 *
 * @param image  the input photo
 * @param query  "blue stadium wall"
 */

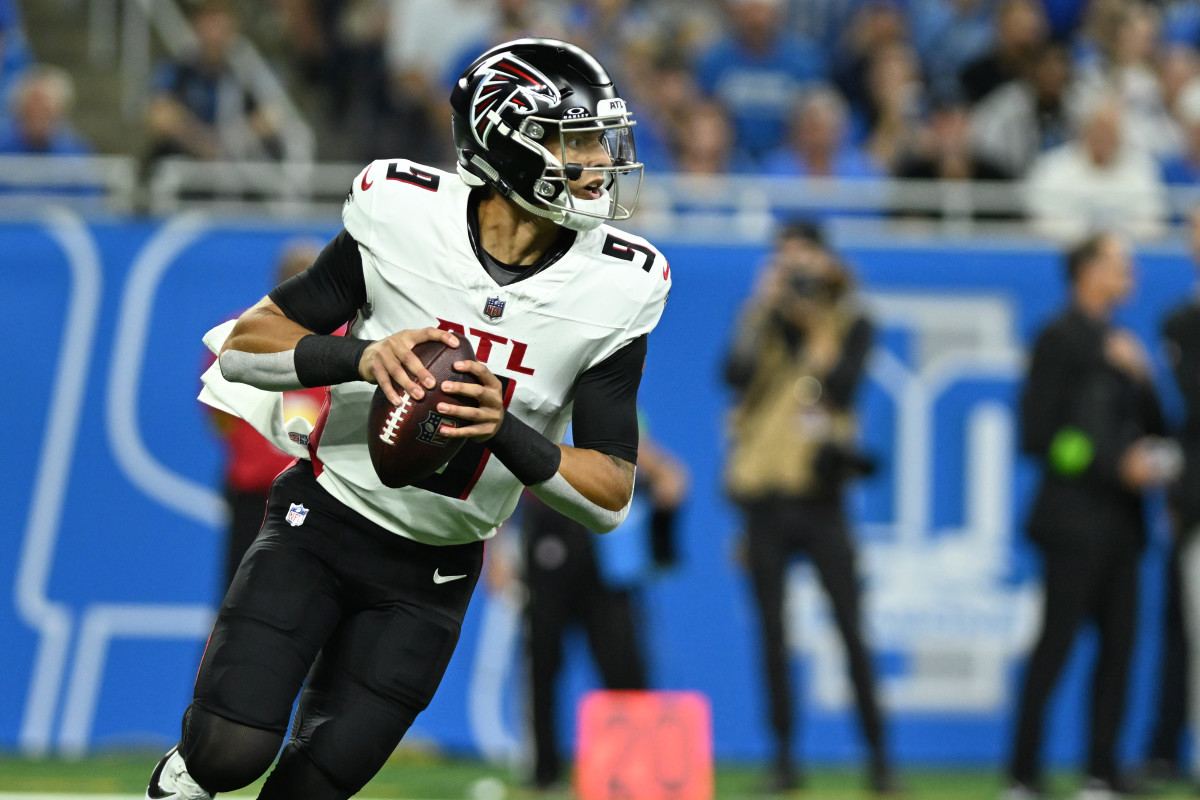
xmin=2 ymin=210 xmax=1194 ymax=770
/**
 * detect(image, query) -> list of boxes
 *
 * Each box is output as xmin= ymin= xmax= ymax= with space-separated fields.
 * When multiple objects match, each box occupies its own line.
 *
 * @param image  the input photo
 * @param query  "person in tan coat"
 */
xmin=723 ymin=221 xmax=895 ymax=795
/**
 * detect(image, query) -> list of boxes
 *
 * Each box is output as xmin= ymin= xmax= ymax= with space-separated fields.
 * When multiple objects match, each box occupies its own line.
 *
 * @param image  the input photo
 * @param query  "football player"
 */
xmin=145 ymin=38 xmax=670 ymax=800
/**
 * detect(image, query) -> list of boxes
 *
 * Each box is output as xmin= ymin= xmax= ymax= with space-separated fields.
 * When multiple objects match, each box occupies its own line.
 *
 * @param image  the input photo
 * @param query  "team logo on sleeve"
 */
xmin=285 ymin=503 xmax=309 ymax=527
xmin=469 ymin=54 xmax=561 ymax=148
xmin=483 ymin=296 xmax=506 ymax=321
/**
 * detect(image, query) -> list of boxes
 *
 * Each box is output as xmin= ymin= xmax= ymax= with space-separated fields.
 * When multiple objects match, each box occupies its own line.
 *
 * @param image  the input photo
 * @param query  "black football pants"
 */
xmin=1008 ymin=534 xmax=1139 ymax=787
xmin=740 ymin=494 xmax=887 ymax=770
xmin=186 ymin=460 xmax=483 ymax=799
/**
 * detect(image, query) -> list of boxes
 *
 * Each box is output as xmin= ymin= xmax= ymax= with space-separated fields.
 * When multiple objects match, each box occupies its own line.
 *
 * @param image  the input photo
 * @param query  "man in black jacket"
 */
xmin=1004 ymin=232 xmax=1175 ymax=800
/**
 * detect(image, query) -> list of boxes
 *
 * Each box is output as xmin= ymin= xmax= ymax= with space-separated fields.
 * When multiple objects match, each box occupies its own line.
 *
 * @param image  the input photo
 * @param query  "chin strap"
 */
xmin=458 ymin=156 xmax=609 ymax=231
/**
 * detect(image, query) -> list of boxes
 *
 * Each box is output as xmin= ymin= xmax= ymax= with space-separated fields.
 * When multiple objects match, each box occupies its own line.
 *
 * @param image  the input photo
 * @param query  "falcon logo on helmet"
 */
xmin=469 ymin=55 xmax=561 ymax=149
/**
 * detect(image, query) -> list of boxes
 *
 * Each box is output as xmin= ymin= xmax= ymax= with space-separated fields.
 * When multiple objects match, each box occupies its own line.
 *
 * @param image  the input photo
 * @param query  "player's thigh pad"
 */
xmin=278 ymin=603 xmax=463 ymax=791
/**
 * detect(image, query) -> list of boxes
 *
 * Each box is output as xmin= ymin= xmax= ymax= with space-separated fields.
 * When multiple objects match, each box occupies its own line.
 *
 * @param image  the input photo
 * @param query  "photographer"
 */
xmin=722 ymin=222 xmax=896 ymax=795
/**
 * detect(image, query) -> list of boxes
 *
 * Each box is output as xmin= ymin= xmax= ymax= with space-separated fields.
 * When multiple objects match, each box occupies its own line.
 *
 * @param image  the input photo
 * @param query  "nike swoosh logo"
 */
xmin=433 ymin=569 xmax=467 ymax=584
xmin=360 ymin=163 xmax=373 ymax=191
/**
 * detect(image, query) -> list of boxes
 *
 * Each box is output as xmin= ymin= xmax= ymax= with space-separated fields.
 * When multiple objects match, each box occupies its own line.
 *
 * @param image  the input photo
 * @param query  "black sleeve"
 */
xmin=823 ymin=315 xmax=874 ymax=410
xmin=571 ymin=335 xmax=647 ymax=464
xmin=268 ymin=229 xmax=367 ymax=334
xmin=1020 ymin=326 xmax=1070 ymax=458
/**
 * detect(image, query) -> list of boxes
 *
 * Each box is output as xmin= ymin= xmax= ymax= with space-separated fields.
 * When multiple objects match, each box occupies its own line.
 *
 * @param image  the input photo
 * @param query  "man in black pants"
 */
xmin=722 ymin=223 xmax=895 ymax=795
xmin=1004 ymin=232 xmax=1175 ymax=800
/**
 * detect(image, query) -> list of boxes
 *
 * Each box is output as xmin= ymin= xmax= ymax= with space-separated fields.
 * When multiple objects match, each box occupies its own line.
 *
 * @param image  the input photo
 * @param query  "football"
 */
xmin=367 ymin=338 xmax=480 ymax=488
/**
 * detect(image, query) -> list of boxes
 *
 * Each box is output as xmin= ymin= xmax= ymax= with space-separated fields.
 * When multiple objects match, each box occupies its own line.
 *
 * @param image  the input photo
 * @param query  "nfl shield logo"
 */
xmin=285 ymin=503 xmax=309 ymax=527
xmin=483 ymin=296 xmax=506 ymax=321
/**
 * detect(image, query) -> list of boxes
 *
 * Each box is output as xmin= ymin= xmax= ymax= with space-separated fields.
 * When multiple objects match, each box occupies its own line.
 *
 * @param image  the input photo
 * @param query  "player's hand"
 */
xmin=437 ymin=360 xmax=506 ymax=441
xmin=359 ymin=327 xmax=461 ymax=405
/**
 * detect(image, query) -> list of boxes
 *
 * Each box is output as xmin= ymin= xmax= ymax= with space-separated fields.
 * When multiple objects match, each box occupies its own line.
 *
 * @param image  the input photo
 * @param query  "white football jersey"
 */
xmin=305 ymin=159 xmax=671 ymax=545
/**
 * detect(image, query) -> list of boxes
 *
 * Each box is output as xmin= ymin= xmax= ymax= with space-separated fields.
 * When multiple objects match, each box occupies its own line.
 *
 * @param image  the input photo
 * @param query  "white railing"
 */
xmin=5 ymin=153 xmax=1200 ymax=245
xmin=0 ymin=154 xmax=139 ymax=214
xmin=88 ymin=0 xmax=315 ymax=163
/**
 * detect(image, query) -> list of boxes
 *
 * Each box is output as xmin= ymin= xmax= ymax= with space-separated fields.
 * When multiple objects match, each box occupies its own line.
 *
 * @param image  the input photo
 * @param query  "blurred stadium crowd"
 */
xmin=6 ymin=0 xmax=1200 ymax=234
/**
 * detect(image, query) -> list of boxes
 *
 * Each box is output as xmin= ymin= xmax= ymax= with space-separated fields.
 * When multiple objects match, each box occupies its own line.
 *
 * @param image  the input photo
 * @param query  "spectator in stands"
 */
xmin=893 ymin=99 xmax=1013 ymax=217
xmin=1158 ymin=45 xmax=1200 ymax=132
xmin=1075 ymin=2 xmax=1179 ymax=161
xmin=762 ymin=85 xmax=883 ymax=178
xmin=958 ymin=0 xmax=1048 ymax=104
xmin=563 ymin=0 xmax=657 ymax=82
xmin=0 ymin=65 xmax=92 ymax=155
xmin=908 ymin=0 xmax=994 ymax=106
xmin=1071 ymin=0 xmax=1123 ymax=75
xmin=862 ymin=41 xmax=926 ymax=173
xmin=0 ymin=0 xmax=32 ymax=109
xmin=1162 ymin=79 xmax=1200 ymax=185
xmin=619 ymin=44 xmax=702 ymax=174
xmin=694 ymin=0 xmax=828 ymax=166
xmin=1024 ymin=92 xmax=1167 ymax=241
xmin=146 ymin=0 xmax=282 ymax=163
xmin=970 ymin=41 xmax=1073 ymax=178
xmin=382 ymin=0 xmax=491 ymax=168
xmin=830 ymin=0 xmax=909 ymax=126
xmin=670 ymin=101 xmax=751 ymax=175
xmin=309 ymin=0 xmax=391 ymax=163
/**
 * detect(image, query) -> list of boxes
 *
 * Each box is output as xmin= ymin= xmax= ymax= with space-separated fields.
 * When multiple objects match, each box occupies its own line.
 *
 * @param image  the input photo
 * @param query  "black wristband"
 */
xmin=487 ymin=413 xmax=562 ymax=485
xmin=294 ymin=334 xmax=372 ymax=387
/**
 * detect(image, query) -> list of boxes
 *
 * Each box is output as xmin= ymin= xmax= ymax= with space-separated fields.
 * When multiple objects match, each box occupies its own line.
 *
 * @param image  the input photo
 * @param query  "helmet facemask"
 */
xmin=519 ymin=104 xmax=643 ymax=231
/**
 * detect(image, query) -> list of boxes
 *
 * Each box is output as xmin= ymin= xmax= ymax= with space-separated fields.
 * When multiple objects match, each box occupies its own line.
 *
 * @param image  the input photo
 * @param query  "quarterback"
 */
xmin=145 ymin=38 xmax=670 ymax=800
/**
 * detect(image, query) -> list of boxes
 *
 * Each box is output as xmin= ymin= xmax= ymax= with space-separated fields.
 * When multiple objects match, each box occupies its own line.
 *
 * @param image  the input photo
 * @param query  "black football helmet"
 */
xmin=450 ymin=38 xmax=642 ymax=231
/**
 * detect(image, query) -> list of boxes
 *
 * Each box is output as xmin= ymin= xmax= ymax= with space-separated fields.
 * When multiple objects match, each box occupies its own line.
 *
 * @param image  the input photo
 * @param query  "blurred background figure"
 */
xmin=1024 ymin=91 xmax=1167 ymax=242
xmin=0 ymin=0 xmax=31 ymax=110
xmin=0 ymin=64 xmax=91 ymax=155
xmin=206 ymin=239 xmax=326 ymax=593
xmin=668 ymin=101 xmax=747 ymax=176
xmin=895 ymin=98 xmax=1009 ymax=182
xmin=762 ymin=85 xmax=882 ymax=179
xmin=1074 ymin=1 xmax=1178 ymax=162
xmin=1005 ymin=232 xmax=1176 ymax=800
xmin=861 ymin=41 xmax=926 ymax=173
xmin=958 ymin=0 xmax=1047 ymax=105
xmin=969 ymin=41 xmax=1073 ymax=180
xmin=695 ymin=0 xmax=828 ymax=167
xmin=1161 ymin=78 xmax=1200 ymax=186
xmin=146 ymin=0 xmax=282 ymax=164
xmin=488 ymin=426 xmax=688 ymax=791
xmin=830 ymin=0 xmax=909 ymax=126
xmin=1158 ymin=207 xmax=1200 ymax=793
xmin=907 ymin=0 xmax=993 ymax=106
xmin=721 ymin=222 xmax=896 ymax=795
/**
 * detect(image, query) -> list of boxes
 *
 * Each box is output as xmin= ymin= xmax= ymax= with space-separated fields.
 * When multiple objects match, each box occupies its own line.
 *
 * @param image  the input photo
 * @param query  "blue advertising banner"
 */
xmin=2 ymin=211 xmax=1193 ymax=771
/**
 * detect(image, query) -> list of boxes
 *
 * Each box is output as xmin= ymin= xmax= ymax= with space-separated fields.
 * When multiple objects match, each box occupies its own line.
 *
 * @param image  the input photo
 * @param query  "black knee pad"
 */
xmin=180 ymin=703 xmax=284 ymax=792
xmin=258 ymin=742 xmax=353 ymax=800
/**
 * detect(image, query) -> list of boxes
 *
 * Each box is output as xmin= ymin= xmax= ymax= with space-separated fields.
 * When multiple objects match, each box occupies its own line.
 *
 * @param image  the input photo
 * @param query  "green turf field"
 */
xmin=0 ymin=753 xmax=1195 ymax=800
